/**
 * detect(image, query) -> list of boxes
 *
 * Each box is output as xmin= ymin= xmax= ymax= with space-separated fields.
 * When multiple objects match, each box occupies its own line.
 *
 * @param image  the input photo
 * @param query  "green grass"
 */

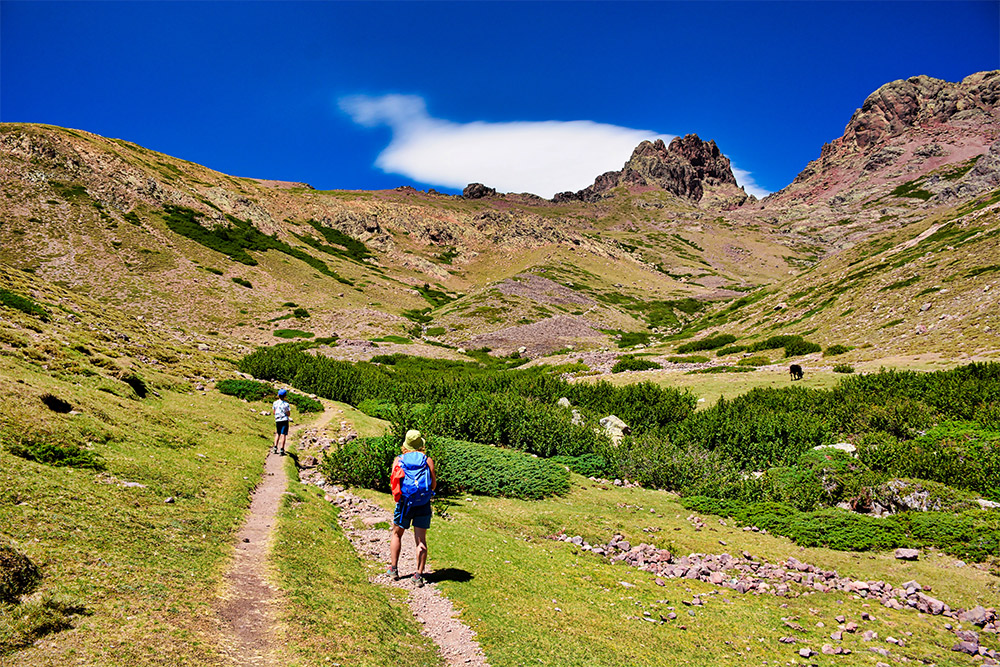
xmin=370 ymin=335 xmax=412 ymax=345
xmin=0 ymin=358 xmax=268 ymax=664
xmin=350 ymin=478 xmax=998 ymax=667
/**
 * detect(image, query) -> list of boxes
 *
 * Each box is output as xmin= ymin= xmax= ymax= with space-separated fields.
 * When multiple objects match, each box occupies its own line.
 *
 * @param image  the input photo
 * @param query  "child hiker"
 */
xmin=388 ymin=430 xmax=436 ymax=587
xmin=272 ymin=388 xmax=291 ymax=455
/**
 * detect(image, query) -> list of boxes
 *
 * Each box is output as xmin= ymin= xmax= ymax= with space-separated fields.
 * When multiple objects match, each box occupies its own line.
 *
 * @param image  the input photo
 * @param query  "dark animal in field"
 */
xmin=789 ymin=364 xmax=804 ymax=380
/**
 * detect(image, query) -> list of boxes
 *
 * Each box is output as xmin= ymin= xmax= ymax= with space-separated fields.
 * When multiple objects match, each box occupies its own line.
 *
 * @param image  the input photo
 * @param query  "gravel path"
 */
xmin=301 ymin=470 xmax=490 ymax=667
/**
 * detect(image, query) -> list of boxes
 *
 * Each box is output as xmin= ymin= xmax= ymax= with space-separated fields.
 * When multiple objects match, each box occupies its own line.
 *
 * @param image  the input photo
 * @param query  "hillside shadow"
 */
xmin=427 ymin=568 xmax=473 ymax=583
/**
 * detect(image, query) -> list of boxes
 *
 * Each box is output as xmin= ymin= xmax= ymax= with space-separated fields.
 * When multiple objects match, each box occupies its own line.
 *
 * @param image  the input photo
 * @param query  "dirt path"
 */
xmin=300 ymin=469 xmax=491 ymax=667
xmin=215 ymin=438 xmax=289 ymax=665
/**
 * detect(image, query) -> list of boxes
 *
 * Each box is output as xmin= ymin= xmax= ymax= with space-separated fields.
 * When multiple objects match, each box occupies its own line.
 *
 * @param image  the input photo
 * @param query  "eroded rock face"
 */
xmin=553 ymin=134 xmax=745 ymax=204
xmin=843 ymin=72 xmax=1000 ymax=149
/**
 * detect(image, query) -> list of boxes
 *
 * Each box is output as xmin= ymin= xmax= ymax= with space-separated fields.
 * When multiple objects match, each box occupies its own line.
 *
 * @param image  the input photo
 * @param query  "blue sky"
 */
xmin=2 ymin=1 xmax=997 ymax=198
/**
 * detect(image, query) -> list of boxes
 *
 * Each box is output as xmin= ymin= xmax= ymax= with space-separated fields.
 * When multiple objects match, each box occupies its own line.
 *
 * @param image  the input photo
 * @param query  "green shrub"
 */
xmin=232 ymin=277 xmax=252 ymax=288
xmin=676 ymin=334 xmax=737 ymax=354
xmin=5 ymin=433 xmax=103 ymax=470
xmin=748 ymin=335 xmax=801 ymax=353
xmin=0 ymin=289 xmax=49 ymax=322
xmin=824 ymin=345 xmax=851 ymax=356
xmin=904 ymin=510 xmax=1000 ymax=561
xmin=612 ymin=356 xmax=662 ymax=373
xmin=292 ymin=308 xmax=310 ymax=318
xmin=596 ymin=432 xmax=744 ymax=496
xmin=217 ymin=379 xmax=274 ymax=401
xmin=274 ymin=329 xmax=314 ymax=339
xmin=857 ymin=421 xmax=1000 ymax=499
xmin=430 ymin=436 xmax=570 ymax=499
xmin=617 ymin=332 xmax=651 ymax=348
xmin=833 ymin=364 xmax=854 ymax=373
xmin=737 ymin=356 xmax=770 ymax=367
xmin=784 ymin=339 xmax=822 ymax=357
xmin=715 ymin=345 xmax=747 ymax=357
xmin=285 ymin=392 xmax=323 ymax=413
xmin=319 ymin=435 xmax=569 ymax=500
xmin=549 ymin=454 xmax=608 ymax=478
xmin=666 ymin=355 xmax=710 ymax=364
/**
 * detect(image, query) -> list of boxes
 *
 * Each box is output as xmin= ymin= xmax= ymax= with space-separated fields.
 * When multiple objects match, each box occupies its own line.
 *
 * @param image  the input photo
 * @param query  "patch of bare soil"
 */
xmin=495 ymin=274 xmax=595 ymax=306
xmin=464 ymin=314 xmax=607 ymax=356
xmin=299 ymin=470 xmax=490 ymax=667
xmin=216 ymin=448 xmax=288 ymax=666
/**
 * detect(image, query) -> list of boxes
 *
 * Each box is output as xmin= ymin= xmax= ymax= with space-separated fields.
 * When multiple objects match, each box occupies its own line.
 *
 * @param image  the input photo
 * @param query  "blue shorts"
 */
xmin=393 ymin=500 xmax=432 ymax=530
xmin=275 ymin=421 xmax=289 ymax=435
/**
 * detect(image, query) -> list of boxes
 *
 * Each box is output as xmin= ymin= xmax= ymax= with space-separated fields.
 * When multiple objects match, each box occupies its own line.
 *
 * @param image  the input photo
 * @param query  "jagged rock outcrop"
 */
xmin=553 ymin=134 xmax=746 ymax=205
xmin=462 ymin=182 xmax=497 ymax=199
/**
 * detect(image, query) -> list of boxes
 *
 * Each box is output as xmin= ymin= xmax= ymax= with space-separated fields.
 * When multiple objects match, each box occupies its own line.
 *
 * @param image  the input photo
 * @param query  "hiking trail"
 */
xmin=217 ymin=402 xmax=488 ymax=666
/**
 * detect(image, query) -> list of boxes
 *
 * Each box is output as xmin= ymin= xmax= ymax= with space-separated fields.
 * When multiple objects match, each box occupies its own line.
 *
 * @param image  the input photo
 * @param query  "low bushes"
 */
xmin=612 ymin=356 xmax=662 ymax=373
xmin=318 ymin=435 xmax=569 ymax=500
xmin=0 ymin=288 xmax=49 ymax=322
xmin=680 ymin=496 xmax=1000 ymax=560
xmin=217 ymin=379 xmax=323 ymax=412
xmin=833 ymin=364 xmax=854 ymax=373
xmin=715 ymin=345 xmax=747 ymax=357
xmin=857 ymin=421 xmax=1000 ymax=499
xmin=676 ymin=333 xmax=737 ymax=354
xmin=4 ymin=432 xmax=103 ymax=470
xmin=217 ymin=379 xmax=273 ymax=401
xmin=824 ymin=345 xmax=851 ymax=356
xmin=549 ymin=454 xmax=608 ymax=478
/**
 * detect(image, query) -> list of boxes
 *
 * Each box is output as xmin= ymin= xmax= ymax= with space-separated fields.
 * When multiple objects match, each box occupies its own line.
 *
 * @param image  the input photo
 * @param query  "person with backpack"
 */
xmin=387 ymin=429 xmax=436 ymax=587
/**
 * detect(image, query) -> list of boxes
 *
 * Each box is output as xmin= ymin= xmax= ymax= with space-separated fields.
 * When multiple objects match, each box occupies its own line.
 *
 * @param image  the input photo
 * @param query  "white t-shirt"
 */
xmin=273 ymin=399 xmax=291 ymax=422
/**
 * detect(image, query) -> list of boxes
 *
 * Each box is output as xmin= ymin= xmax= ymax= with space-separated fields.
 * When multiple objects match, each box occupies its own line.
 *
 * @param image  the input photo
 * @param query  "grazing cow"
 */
xmin=789 ymin=364 xmax=804 ymax=381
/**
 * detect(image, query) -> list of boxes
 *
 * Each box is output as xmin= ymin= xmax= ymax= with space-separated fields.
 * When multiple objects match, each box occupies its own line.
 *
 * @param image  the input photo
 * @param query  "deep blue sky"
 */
xmin=2 ymin=1 xmax=998 ymax=195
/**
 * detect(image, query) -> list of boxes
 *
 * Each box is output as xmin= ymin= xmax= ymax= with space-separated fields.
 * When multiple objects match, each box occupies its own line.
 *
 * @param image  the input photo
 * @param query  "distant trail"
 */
xmin=216 ymin=419 xmax=299 ymax=665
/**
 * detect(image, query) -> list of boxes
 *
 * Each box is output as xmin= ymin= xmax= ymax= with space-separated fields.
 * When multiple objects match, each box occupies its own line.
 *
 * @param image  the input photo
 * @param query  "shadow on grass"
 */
xmin=427 ymin=568 xmax=473 ymax=584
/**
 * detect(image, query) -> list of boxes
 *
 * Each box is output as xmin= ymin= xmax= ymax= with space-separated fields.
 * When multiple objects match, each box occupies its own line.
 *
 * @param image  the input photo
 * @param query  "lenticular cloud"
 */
xmin=339 ymin=94 xmax=670 ymax=198
xmin=339 ymin=94 xmax=769 ymax=199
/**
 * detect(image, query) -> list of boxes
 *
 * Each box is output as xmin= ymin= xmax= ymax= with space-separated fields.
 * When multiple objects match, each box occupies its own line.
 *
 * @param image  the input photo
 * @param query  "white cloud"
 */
xmin=730 ymin=166 xmax=771 ymax=199
xmin=339 ymin=94 xmax=770 ymax=199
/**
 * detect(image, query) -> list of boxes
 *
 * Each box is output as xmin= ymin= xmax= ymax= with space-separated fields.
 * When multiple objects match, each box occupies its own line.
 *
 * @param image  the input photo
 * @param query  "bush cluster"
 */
xmin=216 ymin=378 xmax=323 ymax=412
xmin=239 ymin=347 xmax=696 ymax=437
xmin=612 ymin=356 xmax=662 ymax=373
xmin=318 ymin=435 xmax=569 ymax=500
xmin=549 ymin=454 xmax=609 ymax=478
xmin=681 ymin=496 xmax=1000 ymax=560
xmin=4 ymin=433 xmax=104 ymax=470
xmin=676 ymin=334 xmax=737 ymax=354
xmin=0 ymin=288 xmax=49 ymax=322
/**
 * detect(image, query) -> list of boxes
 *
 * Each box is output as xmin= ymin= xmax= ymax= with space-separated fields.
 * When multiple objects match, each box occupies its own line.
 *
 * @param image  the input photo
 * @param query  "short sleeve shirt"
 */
xmin=273 ymin=399 xmax=291 ymax=422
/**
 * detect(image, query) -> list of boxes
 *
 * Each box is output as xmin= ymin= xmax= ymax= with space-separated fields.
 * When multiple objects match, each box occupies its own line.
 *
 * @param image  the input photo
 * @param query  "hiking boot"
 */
xmin=413 ymin=573 xmax=424 ymax=588
xmin=387 ymin=566 xmax=399 ymax=581
xmin=280 ymin=450 xmax=286 ymax=456
xmin=272 ymin=447 xmax=278 ymax=455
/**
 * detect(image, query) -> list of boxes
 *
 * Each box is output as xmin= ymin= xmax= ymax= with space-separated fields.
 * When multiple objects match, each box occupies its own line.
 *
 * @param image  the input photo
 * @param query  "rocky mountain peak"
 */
xmin=840 ymin=71 xmax=1000 ymax=150
xmin=553 ymin=133 xmax=744 ymax=205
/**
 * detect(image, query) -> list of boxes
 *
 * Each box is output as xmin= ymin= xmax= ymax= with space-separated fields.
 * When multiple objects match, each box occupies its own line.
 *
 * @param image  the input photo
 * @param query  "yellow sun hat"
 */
xmin=402 ymin=429 xmax=425 ymax=453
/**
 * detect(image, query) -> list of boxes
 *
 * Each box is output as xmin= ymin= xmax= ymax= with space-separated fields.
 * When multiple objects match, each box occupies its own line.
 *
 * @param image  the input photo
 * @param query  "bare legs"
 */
xmin=413 ymin=527 xmax=428 ymax=574
xmin=390 ymin=524 xmax=428 ymax=575
xmin=390 ymin=524 xmax=404 ymax=570
xmin=273 ymin=430 xmax=287 ymax=454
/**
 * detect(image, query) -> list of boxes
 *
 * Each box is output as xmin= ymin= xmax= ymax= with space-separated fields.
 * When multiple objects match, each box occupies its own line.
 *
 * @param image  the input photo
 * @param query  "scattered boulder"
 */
xmin=556 ymin=397 xmax=572 ymax=409
xmin=0 ymin=539 xmax=41 ymax=603
xmin=894 ymin=548 xmax=920 ymax=561
xmin=599 ymin=415 xmax=630 ymax=443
